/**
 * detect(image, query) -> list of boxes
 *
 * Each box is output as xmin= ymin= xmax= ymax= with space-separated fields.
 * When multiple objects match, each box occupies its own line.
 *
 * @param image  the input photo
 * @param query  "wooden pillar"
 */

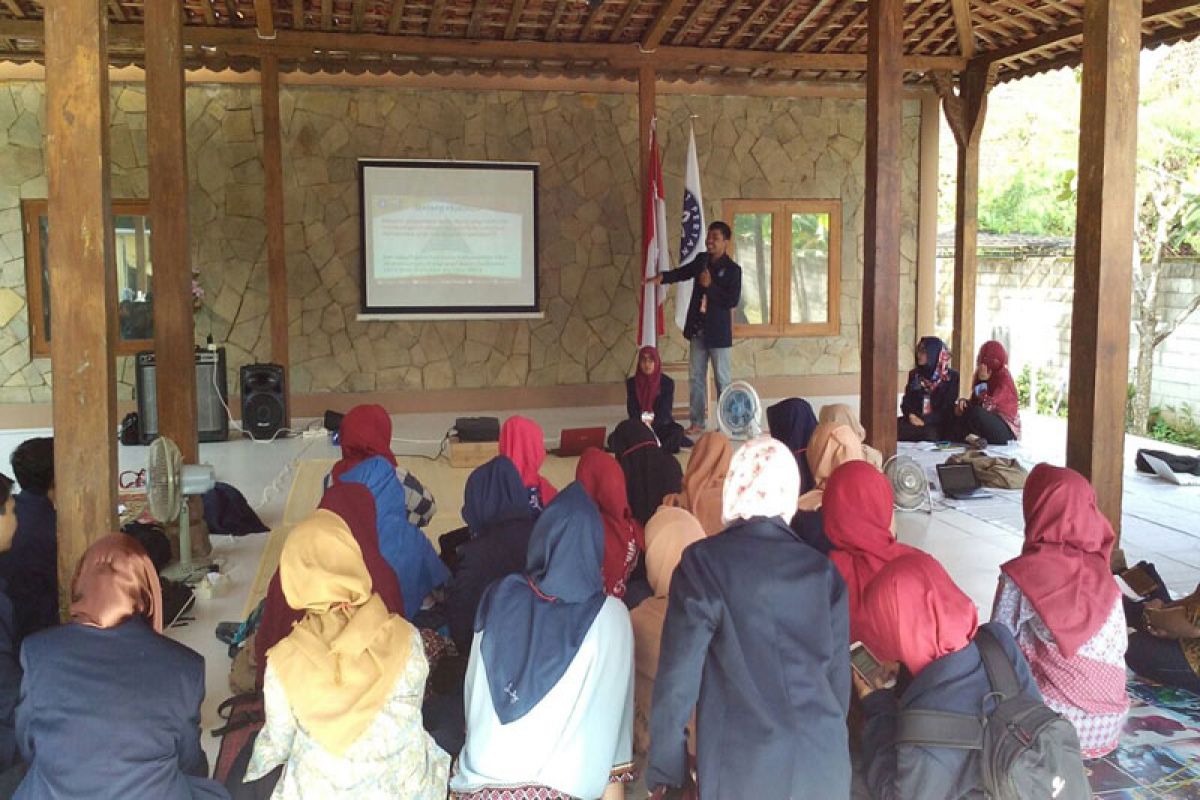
xmin=637 ymin=64 xmax=656 ymax=265
xmin=1067 ymin=0 xmax=1140 ymax=538
xmin=935 ymin=65 xmax=993 ymax=394
xmin=861 ymin=0 xmax=903 ymax=458
xmin=261 ymin=54 xmax=290 ymax=378
xmin=916 ymin=92 xmax=940 ymax=338
xmin=45 ymin=0 xmax=118 ymax=610
xmin=145 ymin=0 xmax=197 ymax=465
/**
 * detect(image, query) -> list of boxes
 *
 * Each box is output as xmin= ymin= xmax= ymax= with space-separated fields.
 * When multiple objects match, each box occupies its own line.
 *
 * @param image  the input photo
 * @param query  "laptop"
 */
xmin=1142 ymin=452 xmax=1200 ymax=486
xmin=936 ymin=462 xmax=993 ymax=500
xmin=552 ymin=426 xmax=606 ymax=457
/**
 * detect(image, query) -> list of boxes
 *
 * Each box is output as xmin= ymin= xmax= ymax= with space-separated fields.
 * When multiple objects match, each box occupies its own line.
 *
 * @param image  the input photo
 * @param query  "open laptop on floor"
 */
xmin=1142 ymin=452 xmax=1200 ymax=486
xmin=552 ymin=426 xmax=606 ymax=457
xmin=936 ymin=462 xmax=993 ymax=500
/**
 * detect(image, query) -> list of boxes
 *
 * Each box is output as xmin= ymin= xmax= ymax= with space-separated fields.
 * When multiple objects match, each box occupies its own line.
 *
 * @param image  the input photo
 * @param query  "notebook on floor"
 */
xmin=1142 ymin=453 xmax=1200 ymax=486
xmin=552 ymin=427 xmax=605 ymax=457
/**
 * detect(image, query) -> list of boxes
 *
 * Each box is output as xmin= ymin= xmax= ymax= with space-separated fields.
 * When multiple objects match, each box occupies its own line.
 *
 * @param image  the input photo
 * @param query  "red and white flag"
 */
xmin=639 ymin=119 xmax=669 ymax=348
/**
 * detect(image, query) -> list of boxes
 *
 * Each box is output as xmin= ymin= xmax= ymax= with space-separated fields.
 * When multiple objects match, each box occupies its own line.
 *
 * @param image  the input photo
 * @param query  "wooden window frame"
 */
xmin=723 ymin=198 xmax=842 ymax=339
xmin=22 ymin=198 xmax=153 ymax=358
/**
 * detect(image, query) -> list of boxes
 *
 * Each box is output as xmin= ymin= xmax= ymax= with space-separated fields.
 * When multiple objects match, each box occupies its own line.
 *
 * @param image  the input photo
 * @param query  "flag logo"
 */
xmin=680 ymin=189 xmax=703 ymax=258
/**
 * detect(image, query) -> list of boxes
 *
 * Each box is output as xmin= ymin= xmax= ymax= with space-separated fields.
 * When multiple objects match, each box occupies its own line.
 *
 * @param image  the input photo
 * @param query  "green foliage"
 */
xmin=1147 ymin=404 xmax=1200 ymax=448
xmin=978 ymin=167 xmax=1077 ymax=236
xmin=1016 ymin=365 xmax=1068 ymax=418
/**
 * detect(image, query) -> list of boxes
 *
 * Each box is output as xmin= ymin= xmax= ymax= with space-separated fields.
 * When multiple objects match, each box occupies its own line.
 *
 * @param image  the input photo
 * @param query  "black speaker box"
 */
xmin=240 ymin=363 xmax=289 ymax=441
xmin=135 ymin=348 xmax=230 ymax=445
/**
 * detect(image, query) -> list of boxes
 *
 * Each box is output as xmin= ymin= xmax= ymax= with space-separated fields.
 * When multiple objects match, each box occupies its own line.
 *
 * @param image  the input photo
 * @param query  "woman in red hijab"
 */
xmin=576 ymin=447 xmax=644 ymax=599
xmin=953 ymin=340 xmax=1021 ymax=444
xmin=991 ymin=464 xmax=1128 ymax=758
xmin=625 ymin=346 xmax=687 ymax=454
xmin=331 ymin=403 xmax=436 ymax=528
xmin=857 ymin=552 xmax=1050 ymax=800
xmin=255 ymin=482 xmax=405 ymax=687
xmin=822 ymin=460 xmax=921 ymax=646
xmin=499 ymin=416 xmax=558 ymax=512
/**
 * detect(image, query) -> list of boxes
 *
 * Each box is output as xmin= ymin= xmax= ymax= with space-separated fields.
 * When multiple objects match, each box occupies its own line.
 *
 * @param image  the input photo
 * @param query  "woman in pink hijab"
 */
xmin=499 ymin=416 xmax=558 ymax=512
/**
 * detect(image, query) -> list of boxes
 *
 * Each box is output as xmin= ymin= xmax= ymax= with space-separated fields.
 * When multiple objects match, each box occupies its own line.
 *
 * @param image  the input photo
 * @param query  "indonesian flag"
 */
xmin=639 ymin=119 xmax=669 ymax=348
xmin=675 ymin=123 xmax=705 ymax=332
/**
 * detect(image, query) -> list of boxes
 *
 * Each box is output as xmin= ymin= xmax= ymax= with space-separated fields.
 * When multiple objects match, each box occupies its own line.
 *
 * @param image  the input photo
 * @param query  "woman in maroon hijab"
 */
xmin=953 ymin=340 xmax=1021 ymax=444
xmin=625 ymin=346 xmax=687 ymax=454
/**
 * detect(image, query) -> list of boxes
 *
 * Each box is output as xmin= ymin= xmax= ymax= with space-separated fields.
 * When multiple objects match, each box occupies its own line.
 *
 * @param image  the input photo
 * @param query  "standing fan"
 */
xmin=146 ymin=436 xmax=216 ymax=582
xmin=884 ymin=455 xmax=932 ymax=514
xmin=716 ymin=381 xmax=762 ymax=440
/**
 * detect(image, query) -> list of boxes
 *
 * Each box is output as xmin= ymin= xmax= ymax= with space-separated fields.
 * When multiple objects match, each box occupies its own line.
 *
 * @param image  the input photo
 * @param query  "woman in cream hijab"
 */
xmin=819 ymin=403 xmax=884 ymax=469
xmin=797 ymin=422 xmax=867 ymax=511
xmin=245 ymin=508 xmax=449 ymax=799
xmin=662 ymin=431 xmax=733 ymax=536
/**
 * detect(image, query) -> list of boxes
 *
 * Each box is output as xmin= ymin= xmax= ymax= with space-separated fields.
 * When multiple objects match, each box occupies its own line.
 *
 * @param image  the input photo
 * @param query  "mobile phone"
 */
xmin=1119 ymin=565 xmax=1159 ymax=598
xmin=850 ymin=640 xmax=895 ymax=689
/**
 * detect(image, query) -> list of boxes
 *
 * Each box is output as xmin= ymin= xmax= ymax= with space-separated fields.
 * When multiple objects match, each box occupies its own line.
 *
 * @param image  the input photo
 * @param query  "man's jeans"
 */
xmin=688 ymin=336 xmax=732 ymax=428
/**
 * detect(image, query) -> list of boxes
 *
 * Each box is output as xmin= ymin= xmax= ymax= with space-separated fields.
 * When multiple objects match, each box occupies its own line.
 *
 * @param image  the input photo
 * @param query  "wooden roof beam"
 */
xmin=748 ymin=0 xmax=803 ymax=49
xmin=320 ymin=0 xmax=332 ymax=31
xmin=724 ymin=0 xmax=774 ymax=47
xmin=608 ymin=0 xmax=642 ymax=43
xmin=108 ymin=0 xmax=128 ymax=23
xmin=824 ymin=8 xmax=866 ymax=51
xmin=643 ymin=0 xmax=686 ymax=49
xmin=699 ymin=1 xmax=743 ymax=46
xmin=545 ymin=0 xmax=570 ymax=41
xmin=292 ymin=0 xmax=304 ymax=31
xmin=387 ymin=0 xmax=405 ymax=34
xmin=255 ymin=0 xmax=276 ymax=37
xmin=669 ymin=0 xmax=714 ymax=46
xmin=351 ymin=0 xmax=366 ymax=33
xmin=775 ymin=0 xmax=832 ymax=51
xmin=795 ymin=0 xmax=857 ymax=53
xmin=1 ymin=0 xmax=22 ymax=18
xmin=504 ymin=0 xmax=526 ymax=40
xmin=428 ymin=0 xmax=447 ymax=36
xmin=579 ymin=0 xmax=608 ymax=41
xmin=950 ymin=0 xmax=975 ymax=59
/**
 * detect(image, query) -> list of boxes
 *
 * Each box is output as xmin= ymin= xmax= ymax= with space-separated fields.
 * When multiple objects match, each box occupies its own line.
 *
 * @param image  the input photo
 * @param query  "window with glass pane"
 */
xmin=790 ymin=212 xmax=830 ymax=325
xmin=732 ymin=212 xmax=772 ymax=326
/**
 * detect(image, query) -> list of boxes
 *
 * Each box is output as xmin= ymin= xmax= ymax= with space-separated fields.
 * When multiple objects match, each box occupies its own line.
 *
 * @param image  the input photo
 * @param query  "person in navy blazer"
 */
xmin=13 ymin=534 xmax=228 ymax=800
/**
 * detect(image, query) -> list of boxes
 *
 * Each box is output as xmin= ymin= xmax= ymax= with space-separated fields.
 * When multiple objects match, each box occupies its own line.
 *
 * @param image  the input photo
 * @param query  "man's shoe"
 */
xmin=685 ymin=424 xmax=705 ymax=436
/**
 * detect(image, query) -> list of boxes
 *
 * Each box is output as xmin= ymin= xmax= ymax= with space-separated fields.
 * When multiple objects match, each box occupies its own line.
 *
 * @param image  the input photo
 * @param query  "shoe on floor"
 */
xmin=685 ymin=424 xmax=705 ymax=436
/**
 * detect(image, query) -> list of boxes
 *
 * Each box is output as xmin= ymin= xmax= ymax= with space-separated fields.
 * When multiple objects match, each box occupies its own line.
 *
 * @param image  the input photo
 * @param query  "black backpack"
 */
xmin=896 ymin=627 xmax=1090 ymax=800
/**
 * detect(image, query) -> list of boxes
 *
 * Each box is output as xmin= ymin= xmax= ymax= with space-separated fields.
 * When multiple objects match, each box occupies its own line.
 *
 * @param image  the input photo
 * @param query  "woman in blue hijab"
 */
xmin=766 ymin=398 xmax=820 ymax=494
xmin=899 ymin=337 xmax=961 ymax=441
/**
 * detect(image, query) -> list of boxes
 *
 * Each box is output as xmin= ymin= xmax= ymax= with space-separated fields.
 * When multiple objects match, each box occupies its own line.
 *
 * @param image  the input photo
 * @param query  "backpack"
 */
xmin=896 ymin=627 xmax=1090 ymax=800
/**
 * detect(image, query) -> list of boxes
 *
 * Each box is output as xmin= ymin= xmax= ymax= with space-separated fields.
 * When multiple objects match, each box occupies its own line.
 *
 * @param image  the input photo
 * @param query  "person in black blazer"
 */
xmin=625 ymin=346 xmax=687 ymax=454
xmin=650 ymin=221 xmax=742 ymax=435
xmin=14 ymin=534 xmax=228 ymax=800
xmin=0 ymin=473 xmax=22 ymax=795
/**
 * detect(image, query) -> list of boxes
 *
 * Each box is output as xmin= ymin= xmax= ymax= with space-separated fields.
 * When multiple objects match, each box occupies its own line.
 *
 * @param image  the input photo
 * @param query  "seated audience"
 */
xmin=626 ymin=345 xmax=687 ymax=454
xmin=449 ymin=484 xmax=634 ymax=800
xmin=766 ymin=397 xmax=820 ymax=493
xmin=331 ymin=406 xmax=448 ymax=619
xmin=0 ymin=474 xmax=21 ymax=788
xmin=331 ymin=404 xmax=436 ymax=527
xmin=991 ymin=464 xmax=1128 ymax=759
xmin=246 ymin=508 xmax=449 ymax=798
xmin=499 ymin=415 xmax=558 ymax=513
xmin=822 ymin=461 xmax=920 ymax=645
xmin=858 ymin=552 xmax=1041 ymax=800
xmin=898 ymin=337 xmax=961 ymax=442
xmin=953 ymin=340 xmax=1021 ymax=445
xmin=446 ymin=457 xmax=536 ymax=654
xmin=819 ymin=403 xmax=884 ymax=468
xmin=662 ymin=431 xmax=732 ymax=536
xmin=0 ymin=438 xmax=57 ymax=644
xmin=255 ymin=483 xmax=404 ymax=688
xmin=15 ymin=534 xmax=228 ymax=799
xmin=631 ymin=506 xmax=704 ymax=758
xmin=607 ymin=419 xmax=683 ymax=526
xmin=1126 ymin=583 xmax=1200 ymax=694
xmin=797 ymin=422 xmax=866 ymax=512
xmin=576 ymin=448 xmax=644 ymax=600
xmin=647 ymin=437 xmax=851 ymax=799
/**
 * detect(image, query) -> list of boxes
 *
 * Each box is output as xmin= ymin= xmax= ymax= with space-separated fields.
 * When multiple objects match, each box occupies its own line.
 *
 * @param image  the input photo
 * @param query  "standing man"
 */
xmin=650 ymin=221 xmax=742 ymax=434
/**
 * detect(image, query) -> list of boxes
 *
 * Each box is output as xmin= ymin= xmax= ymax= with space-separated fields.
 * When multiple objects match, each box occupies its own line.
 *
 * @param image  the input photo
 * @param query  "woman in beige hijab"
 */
xmin=819 ymin=403 xmax=884 ymax=469
xmin=796 ymin=422 xmax=866 ymax=511
xmin=245 ymin=508 xmax=449 ymax=799
xmin=632 ymin=506 xmax=705 ymax=757
xmin=662 ymin=431 xmax=733 ymax=536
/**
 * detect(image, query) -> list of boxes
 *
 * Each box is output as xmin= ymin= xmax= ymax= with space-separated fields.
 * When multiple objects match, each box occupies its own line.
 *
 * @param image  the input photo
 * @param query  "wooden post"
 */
xmin=934 ymin=65 xmax=993 ymax=394
xmin=261 ymin=55 xmax=290 ymax=385
xmin=1067 ymin=0 xmax=1140 ymax=538
xmin=861 ymin=0 xmax=903 ymax=458
xmin=45 ymin=0 xmax=118 ymax=610
xmin=145 ymin=0 xmax=198 ymax=465
xmin=916 ymin=92 xmax=940 ymax=338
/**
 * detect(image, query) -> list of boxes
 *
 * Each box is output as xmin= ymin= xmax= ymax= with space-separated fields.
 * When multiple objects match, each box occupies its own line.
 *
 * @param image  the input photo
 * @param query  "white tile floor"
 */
xmin=1 ymin=397 xmax=1198 ymax=765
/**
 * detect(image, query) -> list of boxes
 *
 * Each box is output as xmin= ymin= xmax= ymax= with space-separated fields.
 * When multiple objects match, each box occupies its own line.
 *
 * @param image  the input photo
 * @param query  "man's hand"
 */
xmin=852 ymin=661 xmax=900 ymax=700
xmin=644 ymin=274 xmax=664 ymax=286
xmin=954 ymin=398 xmax=969 ymax=417
xmin=697 ymin=268 xmax=712 ymax=288
xmin=908 ymin=414 xmax=925 ymax=427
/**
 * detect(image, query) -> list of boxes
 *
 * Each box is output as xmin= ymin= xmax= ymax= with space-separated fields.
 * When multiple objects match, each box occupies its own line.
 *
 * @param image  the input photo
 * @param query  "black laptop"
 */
xmin=936 ymin=463 xmax=992 ymax=500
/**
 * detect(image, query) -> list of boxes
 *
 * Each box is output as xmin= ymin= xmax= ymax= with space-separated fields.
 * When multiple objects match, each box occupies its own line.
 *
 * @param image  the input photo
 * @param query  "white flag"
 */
xmin=675 ymin=124 xmax=705 ymax=332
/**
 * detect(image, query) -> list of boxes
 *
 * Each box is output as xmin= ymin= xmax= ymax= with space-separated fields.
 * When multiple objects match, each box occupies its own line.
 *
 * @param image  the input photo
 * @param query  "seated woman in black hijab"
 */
xmin=626 ymin=346 xmax=687 ymax=454
xmin=898 ymin=337 xmax=960 ymax=442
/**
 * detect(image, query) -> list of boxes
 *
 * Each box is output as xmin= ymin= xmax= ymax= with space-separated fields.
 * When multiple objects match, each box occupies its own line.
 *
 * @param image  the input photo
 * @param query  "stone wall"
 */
xmin=0 ymin=79 xmax=921 ymax=405
xmin=934 ymin=254 xmax=1200 ymax=411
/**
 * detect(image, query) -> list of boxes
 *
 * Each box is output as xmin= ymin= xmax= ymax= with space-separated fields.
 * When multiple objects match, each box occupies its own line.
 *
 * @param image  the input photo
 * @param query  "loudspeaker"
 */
xmin=135 ymin=348 xmax=230 ymax=445
xmin=240 ymin=364 xmax=288 ymax=441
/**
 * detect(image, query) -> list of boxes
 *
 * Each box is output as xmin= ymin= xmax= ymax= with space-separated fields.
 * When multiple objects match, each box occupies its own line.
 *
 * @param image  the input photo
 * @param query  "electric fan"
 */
xmin=146 ymin=436 xmax=216 ymax=582
xmin=716 ymin=381 xmax=762 ymax=440
xmin=884 ymin=454 xmax=932 ymax=514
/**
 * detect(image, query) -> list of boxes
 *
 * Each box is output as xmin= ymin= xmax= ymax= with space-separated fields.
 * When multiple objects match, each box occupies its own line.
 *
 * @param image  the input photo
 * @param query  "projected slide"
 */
xmin=359 ymin=161 xmax=539 ymax=316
